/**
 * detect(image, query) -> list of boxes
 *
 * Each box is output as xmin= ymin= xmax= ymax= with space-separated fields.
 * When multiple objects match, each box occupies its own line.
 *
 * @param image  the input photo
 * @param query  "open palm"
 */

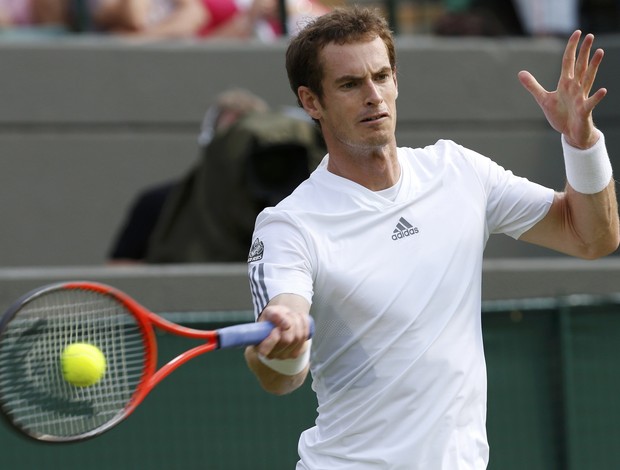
xmin=518 ymin=30 xmax=607 ymax=149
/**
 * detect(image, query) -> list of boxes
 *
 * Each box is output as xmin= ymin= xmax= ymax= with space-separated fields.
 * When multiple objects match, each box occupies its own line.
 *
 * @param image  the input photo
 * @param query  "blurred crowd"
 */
xmin=0 ymin=0 xmax=330 ymax=39
xmin=1 ymin=0 xmax=620 ymax=40
xmin=434 ymin=0 xmax=620 ymax=37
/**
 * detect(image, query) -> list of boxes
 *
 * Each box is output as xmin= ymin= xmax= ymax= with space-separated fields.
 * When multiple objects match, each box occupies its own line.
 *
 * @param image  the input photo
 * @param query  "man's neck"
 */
xmin=326 ymin=144 xmax=400 ymax=191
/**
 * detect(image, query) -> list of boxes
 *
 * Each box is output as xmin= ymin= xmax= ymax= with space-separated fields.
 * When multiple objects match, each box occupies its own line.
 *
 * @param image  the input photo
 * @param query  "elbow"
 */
xmin=577 ymin=227 xmax=620 ymax=260
xmin=598 ymin=235 xmax=620 ymax=258
xmin=597 ymin=238 xmax=620 ymax=259
xmin=259 ymin=379 xmax=300 ymax=396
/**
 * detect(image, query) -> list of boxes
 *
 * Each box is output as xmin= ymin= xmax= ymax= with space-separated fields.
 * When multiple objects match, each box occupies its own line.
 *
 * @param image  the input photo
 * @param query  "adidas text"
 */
xmin=392 ymin=227 xmax=419 ymax=241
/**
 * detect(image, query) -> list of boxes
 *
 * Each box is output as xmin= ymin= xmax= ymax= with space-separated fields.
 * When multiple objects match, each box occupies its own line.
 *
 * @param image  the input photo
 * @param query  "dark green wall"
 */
xmin=2 ymin=298 xmax=619 ymax=470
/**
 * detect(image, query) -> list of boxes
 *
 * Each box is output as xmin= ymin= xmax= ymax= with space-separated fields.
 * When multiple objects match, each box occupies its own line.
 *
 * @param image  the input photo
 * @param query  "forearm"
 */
xmin=562 ymin=131 xmax=619 ymax=257
xmin=562 ymin=181 xmax=619 ymax=258
xmin=521 ymin=133 xmax=620 ymax=258
xmin=244 ymin=345 xmax=309 ymax=395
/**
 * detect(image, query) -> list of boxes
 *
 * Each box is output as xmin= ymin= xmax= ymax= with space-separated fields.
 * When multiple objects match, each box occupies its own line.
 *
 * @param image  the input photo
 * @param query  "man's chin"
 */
xmin=361 ymin=132 xmax=394 ymax=149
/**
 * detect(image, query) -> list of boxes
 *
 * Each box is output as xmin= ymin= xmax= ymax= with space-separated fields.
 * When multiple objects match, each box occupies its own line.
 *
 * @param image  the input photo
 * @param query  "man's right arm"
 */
xmin=244 ymin=293 xmax=312 ymax=396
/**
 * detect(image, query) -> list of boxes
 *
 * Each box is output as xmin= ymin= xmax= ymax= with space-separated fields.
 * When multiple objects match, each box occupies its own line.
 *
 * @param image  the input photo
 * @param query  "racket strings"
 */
xmin=0 ymin=288 xmax=147 ymax=441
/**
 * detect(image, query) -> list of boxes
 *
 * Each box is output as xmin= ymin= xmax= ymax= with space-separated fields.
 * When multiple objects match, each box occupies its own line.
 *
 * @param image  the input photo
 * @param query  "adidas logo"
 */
xmin=392 ymin=217 xmax=419 ymax=241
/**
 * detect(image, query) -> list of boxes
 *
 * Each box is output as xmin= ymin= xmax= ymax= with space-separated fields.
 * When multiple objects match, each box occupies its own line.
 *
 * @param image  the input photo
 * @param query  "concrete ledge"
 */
xmin=0 ymin=263 xmax=252 ymax=314
xmin=481 ymin=257 xmax=620 ymax=300
xmin=1 ymin=258 xmax=619 ymax=314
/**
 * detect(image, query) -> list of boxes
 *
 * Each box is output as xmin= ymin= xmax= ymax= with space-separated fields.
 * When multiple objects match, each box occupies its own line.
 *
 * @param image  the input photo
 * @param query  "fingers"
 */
xmin=256 ymin=306 xmax=311 ymax=359
xmin=518 ymin=29 xmax=606 ymax=145
xmin=564 ymin=31 xmax=604 ymax=94
xmin=561 ymin=30 xmax=581 ymax=79
xmin=574 ymin=32 xmax=593 ymax=82
xmin=569 ymin=31 xmax=606 ymax=115
xmin=521 ymin=31 xmax=606 ymax=108
xmin=586 ymin=87 xmax=608 ymax=114
xmin=582 ymin=47 xmax=604 ymax=98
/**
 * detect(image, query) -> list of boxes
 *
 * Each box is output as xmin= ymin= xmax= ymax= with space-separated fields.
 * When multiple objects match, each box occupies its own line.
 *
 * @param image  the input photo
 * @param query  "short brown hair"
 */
xmin=285 ymin=6 xmax=396 ymax=108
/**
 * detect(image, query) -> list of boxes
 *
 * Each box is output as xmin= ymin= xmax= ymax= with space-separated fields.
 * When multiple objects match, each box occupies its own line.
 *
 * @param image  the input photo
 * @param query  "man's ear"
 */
xmin=298 ymin=86 xmax=321 ymax=121
xmin=393 ymin=67 xmax=398 ymax=99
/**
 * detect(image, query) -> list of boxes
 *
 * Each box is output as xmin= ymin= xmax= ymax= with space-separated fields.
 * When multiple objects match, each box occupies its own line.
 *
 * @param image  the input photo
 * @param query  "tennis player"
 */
xmin=245 ymin=6 xmax=619 ymax=469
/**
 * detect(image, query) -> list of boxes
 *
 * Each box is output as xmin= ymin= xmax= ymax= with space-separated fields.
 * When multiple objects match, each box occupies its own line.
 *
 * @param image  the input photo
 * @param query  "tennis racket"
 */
xmin=0 ymin=281 xmax=314 ymax=443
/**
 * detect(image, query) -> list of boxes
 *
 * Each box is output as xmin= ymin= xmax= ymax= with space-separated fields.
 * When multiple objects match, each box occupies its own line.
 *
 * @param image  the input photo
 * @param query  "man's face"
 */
xmin=303 ymin=37 xmax=398 ymax=153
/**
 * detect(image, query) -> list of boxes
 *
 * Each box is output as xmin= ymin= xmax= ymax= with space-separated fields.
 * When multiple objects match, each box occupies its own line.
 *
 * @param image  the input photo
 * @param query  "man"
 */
xmin=245 ymin=6 xmax=618 ymax=469
xmin=107 ymin=88 xmax=269 ymax=264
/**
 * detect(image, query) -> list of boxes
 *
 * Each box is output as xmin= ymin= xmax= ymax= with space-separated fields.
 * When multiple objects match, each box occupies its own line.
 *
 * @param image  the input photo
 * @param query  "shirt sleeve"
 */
xmin=247 ymin=209 xmax=314 ymax=319
xmin=460 ymin=144 xmax=555 ymax=240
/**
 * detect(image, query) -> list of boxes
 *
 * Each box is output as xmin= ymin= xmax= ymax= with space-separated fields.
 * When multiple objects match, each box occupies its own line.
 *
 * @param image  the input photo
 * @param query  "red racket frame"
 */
xmin=64 ymin=281 xmax=222 ymax=418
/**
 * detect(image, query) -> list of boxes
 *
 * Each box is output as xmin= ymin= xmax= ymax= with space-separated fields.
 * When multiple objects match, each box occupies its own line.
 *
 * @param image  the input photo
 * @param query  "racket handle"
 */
xmin=217 ymin=317 xmax=315 ymax=349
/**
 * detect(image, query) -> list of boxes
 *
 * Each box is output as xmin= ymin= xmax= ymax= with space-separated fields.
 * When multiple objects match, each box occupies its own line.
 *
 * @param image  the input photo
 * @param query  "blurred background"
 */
xmin=1 ymin=0 xmax=620 ymax=468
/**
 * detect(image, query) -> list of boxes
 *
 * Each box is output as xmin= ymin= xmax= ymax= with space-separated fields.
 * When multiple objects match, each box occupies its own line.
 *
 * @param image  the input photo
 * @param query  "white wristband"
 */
xmin=258 ymin=340 xmax=312 ymax=376
xmin=562 ymin=131 xmax=613 ymax=194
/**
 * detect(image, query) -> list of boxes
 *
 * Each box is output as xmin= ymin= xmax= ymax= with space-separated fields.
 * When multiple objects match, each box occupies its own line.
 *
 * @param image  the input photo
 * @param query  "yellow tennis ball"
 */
xmin=61 ymin=343 xmax=107 ymax=387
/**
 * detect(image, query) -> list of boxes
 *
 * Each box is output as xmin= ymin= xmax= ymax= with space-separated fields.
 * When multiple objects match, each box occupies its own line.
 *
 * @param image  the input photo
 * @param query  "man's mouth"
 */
xmin=361 ymin=113 xmax=388 ymax=123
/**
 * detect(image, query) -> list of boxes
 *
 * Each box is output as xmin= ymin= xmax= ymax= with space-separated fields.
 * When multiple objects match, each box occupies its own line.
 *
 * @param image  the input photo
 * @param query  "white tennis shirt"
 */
xmin=248 ymin=140 xmax=554 ymax=469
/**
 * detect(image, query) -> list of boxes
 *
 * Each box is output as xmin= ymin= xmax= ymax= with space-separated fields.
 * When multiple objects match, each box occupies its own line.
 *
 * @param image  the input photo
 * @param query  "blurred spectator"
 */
xmin=512 ymin=0 xmax=578 ymax=36
xmin=84 ymin=0 xmax=208 ymax=38
xmin=580 ymin=0 xmax=620 ymax=33
xmin=434 ymin=0 xmax=524 ymax=36
xmin=197 ymin=0 xmax=281 ymax=40
xmin=84 ymin=0 xmax=329 ymax=40
xmin=108 ymin=88 xmax=326 ymax=264
xmin=108 ymin=88 xmax=269 ymax=264
xmin=0 ymin=0 xmax=69 ymax=31
xmin=434 ymin=0 xmax=602 ymax=37
xmin=107 ymin=180 xmax=177 ymax=264
xmin=142 ymin=107 xmax=325 ymax=263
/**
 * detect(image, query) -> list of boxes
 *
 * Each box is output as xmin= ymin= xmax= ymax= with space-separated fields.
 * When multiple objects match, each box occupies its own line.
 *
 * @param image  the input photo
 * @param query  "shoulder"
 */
xmin=254 ymin=179 xmax=317 ymax=231
xmin=398 ymin=140 xmax=478 ymax=175
xmin=263 ymin=159 xmax=330 ymax=213
xmin=400 ymin=139 xmax=483 ymax=161
xmin=399 ymin=140 xmax=498 ymax=174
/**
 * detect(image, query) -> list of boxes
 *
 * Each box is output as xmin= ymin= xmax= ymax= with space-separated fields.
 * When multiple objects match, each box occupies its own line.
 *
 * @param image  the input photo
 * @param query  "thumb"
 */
xmin=518 ymin=70 xmax=547 ymax=104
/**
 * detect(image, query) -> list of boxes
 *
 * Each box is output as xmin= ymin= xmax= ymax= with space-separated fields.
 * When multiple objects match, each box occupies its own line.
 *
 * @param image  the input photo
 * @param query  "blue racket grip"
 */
xmin=217 ymin=316 xmax=315 ymax=349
